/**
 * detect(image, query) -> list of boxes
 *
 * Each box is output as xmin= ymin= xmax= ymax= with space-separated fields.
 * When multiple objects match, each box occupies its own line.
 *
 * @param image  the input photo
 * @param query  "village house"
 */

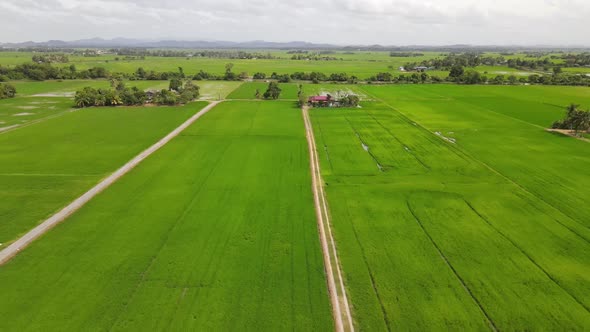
xmin=308 ymin=95 xmax=338 ymax=107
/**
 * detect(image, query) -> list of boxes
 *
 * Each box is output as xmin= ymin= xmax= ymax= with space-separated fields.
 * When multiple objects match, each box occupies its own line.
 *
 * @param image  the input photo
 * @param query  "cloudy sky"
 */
xmin=0 ymin=0 xmax=588 ymax=45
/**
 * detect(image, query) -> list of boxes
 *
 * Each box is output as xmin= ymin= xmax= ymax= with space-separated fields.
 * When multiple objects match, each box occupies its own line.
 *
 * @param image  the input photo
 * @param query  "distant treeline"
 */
xmin=559 ymin=53 xmax=590 ymax=67
xmin=390 ymin=52 xmax=424 ymax=57
xmin=0 ymin=48 xmax=78 ymax=53
xmin=290 ymin=55 xmax=342 ymax=61
xmin=0 ymin=63 xmax=107 ymax=81
xmin=368 ymin=67 xmax=590 ymax=86
xmin=110 ymin=49 xmax=276 ymax=59
xmin=404 ymin=52 xmax=590 ymax=72
xmin=2 ymin=60 xmax=590 ymax=87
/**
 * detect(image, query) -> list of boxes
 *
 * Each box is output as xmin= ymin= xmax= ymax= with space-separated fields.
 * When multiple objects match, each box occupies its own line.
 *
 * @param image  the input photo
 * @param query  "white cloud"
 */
xmin=0 ymin=0 xmax=588 ymax=45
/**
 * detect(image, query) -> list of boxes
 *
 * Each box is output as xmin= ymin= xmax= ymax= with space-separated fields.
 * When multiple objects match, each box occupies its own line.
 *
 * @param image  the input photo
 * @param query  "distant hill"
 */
xmin=1 ymin=38 xmax=589 ymax=51
xmin=0 ymin=38 xmax=338 ymax=49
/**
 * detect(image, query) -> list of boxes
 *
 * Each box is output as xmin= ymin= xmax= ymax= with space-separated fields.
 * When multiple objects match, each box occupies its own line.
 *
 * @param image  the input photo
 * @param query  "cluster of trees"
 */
xmin=0 ymin=63 xmax=107 ymax=81
xmin=404 ymin=53 xmax=557 ymax=72
xmin=339 ymin=94 xmax=360 ymax=107
xmin=72 ymin=49 xmax=102 ymax=57
xmin=74 ymin=82 xmax=146 ymax=107
xmin=558 ymin=53 xmax=590 ymax=67
xmin=74 ymin=79 xmax=199 ymax=108
xmin=506 ymin=58 xmax=552 ymax=70
xmin=404 ymin=53 xmax=499 ymax=70
xmin=0 ymin=83 xmax=16 ymax=99
xmin=255 ymin=82 xmax=282 ymax=100
xmin=552 ymin=104 xmax=590 ymax=134
xmin=32 ymin=54 xmax=69 ymax=63
xmin=133 ymin=66 xmax=186 ymax=81
xmin=165 ymin=79 xmax=200 ymax=104
xmin=402 ymin=52 xmax=589 ymax=73
xmin=253 ymin=72 xmax=266 ymax=79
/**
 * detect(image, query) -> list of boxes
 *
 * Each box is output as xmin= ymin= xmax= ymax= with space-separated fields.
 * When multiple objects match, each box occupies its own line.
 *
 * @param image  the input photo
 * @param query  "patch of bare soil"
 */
xmin=546 ymin=128 xmax=590 ymax=142
xmin=0 ymin=125 xmax=20 ymax=133
xmin=32 ymin=92 xmax=75 ymax=97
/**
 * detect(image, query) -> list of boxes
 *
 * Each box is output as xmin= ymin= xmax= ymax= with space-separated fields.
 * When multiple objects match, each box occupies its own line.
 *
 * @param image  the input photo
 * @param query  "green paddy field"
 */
xmin=311 ymin=84 xmax=590 ymax=330
xmin=0 ymin=80 xmax=589 ymax=331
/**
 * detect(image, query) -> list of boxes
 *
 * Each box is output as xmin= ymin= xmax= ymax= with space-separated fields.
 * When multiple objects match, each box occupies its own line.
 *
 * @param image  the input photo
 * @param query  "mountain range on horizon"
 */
xmin=1 ymin=38 xmax=589 ymax=51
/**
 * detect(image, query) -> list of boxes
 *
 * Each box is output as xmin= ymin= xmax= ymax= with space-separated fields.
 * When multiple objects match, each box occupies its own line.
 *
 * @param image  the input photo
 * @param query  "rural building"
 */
xmin=415 ymin=66 xmax=429 ymax=71
xmin=308 ymin=95 xmax=338 ymax=107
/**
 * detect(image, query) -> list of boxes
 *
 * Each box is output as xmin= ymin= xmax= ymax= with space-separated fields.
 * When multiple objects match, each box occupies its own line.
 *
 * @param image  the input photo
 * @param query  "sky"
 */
xmin=0 ymin=0 xmax=589 ymax=45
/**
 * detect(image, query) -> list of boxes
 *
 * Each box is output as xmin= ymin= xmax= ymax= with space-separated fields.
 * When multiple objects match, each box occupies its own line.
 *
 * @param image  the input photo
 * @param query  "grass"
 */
xmin=0 ymin=102 xmax=207 ymax=245
xmin=0 ymin=97 xmax=73 ymax=128
xmin=2 ymin=50 xmax=590 ymax=81
xmin=310 ymin=85 xmax=590 ymax=330
xmin=0 ymin=80 xmax=240 ymax=130
xmin=0 ymin=100 xmax=332 ymax=331
xmin=2 ymin=76 xmax=590 ymax=330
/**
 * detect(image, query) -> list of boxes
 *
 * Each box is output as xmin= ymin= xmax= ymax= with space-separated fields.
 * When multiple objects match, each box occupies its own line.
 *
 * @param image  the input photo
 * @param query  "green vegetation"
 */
xmin=74 ymin=80 xmax=200 ymax=107
xmin=0 ymin=83 xmax=16 ymax=99
xmin=1 ymin=57 xmax=590 ymax=330
xmin=0 ymin=101 xmax=332 ymax=331
xmin=0 ymin=96 xmax=73 ymax=128
xmin=0 ymin=102 xmax=207 ymax=245
xmin=3 ymin=49 xmax=590 ymax=85
xmin=262 ymin=82 xmax=281 ymax=99
xmin=310 ymin=84 xmax=590 ymax=330
xmin=552 ymin=103 xmax=590 ymax=134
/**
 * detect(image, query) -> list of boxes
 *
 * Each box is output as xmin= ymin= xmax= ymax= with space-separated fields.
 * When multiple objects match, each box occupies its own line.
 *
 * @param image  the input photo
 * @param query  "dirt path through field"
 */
xmin=0 ymin=101 xmax=221 ymax=265
xmin=302 ymin=106 xmax=355 ymax=332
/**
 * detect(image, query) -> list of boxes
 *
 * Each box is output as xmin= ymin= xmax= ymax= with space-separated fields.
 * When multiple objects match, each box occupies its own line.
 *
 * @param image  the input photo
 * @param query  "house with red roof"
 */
xmin=308 ymin=94 xmax=338 ymax=107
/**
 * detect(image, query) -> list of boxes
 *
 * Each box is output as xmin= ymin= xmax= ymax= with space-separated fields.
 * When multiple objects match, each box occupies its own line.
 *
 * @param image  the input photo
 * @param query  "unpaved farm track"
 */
xmin=0 ymin=101 xmax=221 ymax=265
xmin=303 ymin=106 xmax=355 ymax=332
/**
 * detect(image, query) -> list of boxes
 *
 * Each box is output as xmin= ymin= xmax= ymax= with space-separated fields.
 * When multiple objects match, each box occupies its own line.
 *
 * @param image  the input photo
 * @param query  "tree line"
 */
xmin=110 ymin=49 xmax=276 ymax=59
xmin=74 ymin=79 xmax=199 ymax=108
xmin=0 ymin=63 xmax=107 ymax=81
xmin=2 ymin=60 xmax=590 ymax=87
xmin=390 ymin=52 xmax=424 ymax=57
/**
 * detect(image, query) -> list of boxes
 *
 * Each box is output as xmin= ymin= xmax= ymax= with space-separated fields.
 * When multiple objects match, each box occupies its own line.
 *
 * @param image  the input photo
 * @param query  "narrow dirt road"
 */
xmin=0 ymin=101 xmax=221 ymax=265
xmin=302 ymin=106 xmax=355 ymax=332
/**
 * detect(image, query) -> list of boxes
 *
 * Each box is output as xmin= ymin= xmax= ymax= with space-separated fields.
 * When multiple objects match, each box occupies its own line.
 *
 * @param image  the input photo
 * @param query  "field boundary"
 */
xmin=0 ymin=101 xmax=221 ymax=265
xmin=303 ymin=106 xmax=355 ymax=332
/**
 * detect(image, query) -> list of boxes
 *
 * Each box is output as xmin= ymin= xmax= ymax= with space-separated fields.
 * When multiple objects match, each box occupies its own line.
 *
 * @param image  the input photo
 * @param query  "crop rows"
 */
xmin=310 ymin=85 xmax=590 ymax=330
xmin=0 ymin=101 xmax=332 ymax=331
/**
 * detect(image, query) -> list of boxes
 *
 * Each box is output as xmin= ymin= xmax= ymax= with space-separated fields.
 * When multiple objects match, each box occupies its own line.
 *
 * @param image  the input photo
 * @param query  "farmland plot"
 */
xmin=364 ymin=85 xmax=590 ymax=233
xmin=310 ymin=98 xmax=590 ymax=330
xmin=0 ymin=101 xmax=332 ymax=331
xmin=0 ymin=103 xmax=207 ymax=245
